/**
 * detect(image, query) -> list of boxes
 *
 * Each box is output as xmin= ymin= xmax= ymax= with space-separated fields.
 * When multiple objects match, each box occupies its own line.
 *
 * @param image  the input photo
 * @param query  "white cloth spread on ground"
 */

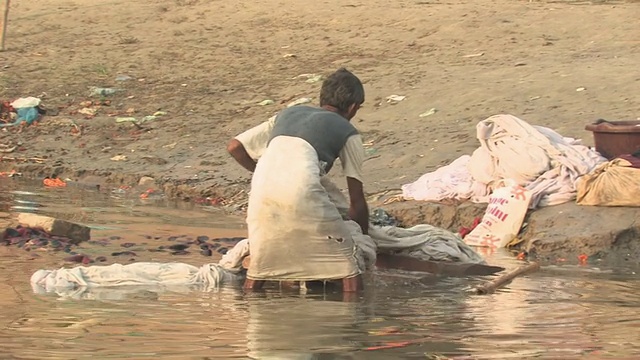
xmin=402 ymin=114 xmax=606 ymax=208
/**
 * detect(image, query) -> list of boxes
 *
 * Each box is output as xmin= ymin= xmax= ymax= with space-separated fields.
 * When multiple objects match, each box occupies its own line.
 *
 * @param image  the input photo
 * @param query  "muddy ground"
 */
xmin=1 ymin=0 xmax=639 ymax=262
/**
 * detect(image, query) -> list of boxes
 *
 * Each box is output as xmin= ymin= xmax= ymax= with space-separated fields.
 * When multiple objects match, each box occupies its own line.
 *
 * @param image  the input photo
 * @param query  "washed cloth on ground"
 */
xmin=402 ymin=114 xmax=606 ymax=208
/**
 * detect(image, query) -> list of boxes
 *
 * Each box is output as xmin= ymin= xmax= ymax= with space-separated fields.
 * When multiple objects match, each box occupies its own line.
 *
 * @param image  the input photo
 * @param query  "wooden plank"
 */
xmin=375 ymin=253 xmax=504 ymax=277
xmin=242 ymin=254 xmax=504 ymax=277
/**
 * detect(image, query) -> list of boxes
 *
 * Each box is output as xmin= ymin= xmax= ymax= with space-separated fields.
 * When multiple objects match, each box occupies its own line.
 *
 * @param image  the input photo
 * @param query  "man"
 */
xmin=227 ymin=68 xmax=372 ymax=290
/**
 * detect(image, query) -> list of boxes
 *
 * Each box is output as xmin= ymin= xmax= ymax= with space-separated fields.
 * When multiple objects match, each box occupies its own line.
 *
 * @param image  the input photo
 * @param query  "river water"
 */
xmin=0 ymin=178 xmax=638 ymax=359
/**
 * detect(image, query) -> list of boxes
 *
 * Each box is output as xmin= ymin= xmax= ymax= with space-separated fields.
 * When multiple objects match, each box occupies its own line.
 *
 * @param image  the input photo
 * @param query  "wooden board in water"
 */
xmin=242 ymin=254 xmax=505 ymax=277
xmin=375 ymin=253 xmax=504 ymax=277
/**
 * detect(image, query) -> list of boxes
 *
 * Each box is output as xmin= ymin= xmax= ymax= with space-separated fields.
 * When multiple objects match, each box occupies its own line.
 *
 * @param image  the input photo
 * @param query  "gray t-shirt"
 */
xmin=269 ymin=106 xmax=359 ymax=174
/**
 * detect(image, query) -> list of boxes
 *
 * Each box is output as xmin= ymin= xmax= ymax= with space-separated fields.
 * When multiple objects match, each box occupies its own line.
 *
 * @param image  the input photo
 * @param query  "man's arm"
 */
xmin=226 ymin=115 xmax=277 ymax=173
xmin=227 ymin=139 xmax=257 ymax=173
xmin=346 ymin=177 xmax=369 ymax=235
xmin=339 ymin=134 xmax=369 ymax=235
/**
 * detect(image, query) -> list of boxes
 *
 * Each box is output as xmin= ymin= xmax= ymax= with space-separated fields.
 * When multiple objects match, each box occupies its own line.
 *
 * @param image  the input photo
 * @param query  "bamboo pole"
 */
xmin=0 ymin=0 xmax=9 ymax=51
xmin=474 ymin=262 xmax=540 ymax=295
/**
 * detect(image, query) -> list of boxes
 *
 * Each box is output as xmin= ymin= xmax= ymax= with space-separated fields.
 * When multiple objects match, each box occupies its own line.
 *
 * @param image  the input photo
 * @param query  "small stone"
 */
xmin=64 ymin=254 xmax=85 ymax=263
xmin=217 ymin=247 xmax=228 ymax=255
xmin=196 ymin=235 xmax=209 ymax=243
xmin=171 ymin=250 xmax=189 ymax=255
xmin=168 ymin=244 xmax=189 ymax=251
xmin=5 ymin=228 xmax=20 ymax=237
xmin=112 ymin=251 xmax=136 ymax=257
xmin=17 ymin=213 xmax=91 ymax=244
xmin=200 ymin=249 xmax=212 ymax=257
xmin=95 ymin=256 xmax=107 ymax=262
xmin=121 ymin=242 xmax=136 ymax=248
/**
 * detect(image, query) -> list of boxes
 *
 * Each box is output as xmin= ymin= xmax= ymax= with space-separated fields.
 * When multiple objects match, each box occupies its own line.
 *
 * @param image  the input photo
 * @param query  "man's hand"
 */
xmin=227 ymin=139 xmax=257 ymax=173
xmin=346 ymin=176 xmax=369 ymax=235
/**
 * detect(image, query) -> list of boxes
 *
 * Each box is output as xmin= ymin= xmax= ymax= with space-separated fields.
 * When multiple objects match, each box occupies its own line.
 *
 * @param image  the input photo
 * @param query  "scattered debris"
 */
xmin=0 ymin=144 xmax=16 ymax=153
xmin=139 ymin=189 xmax=162 ymax=199
xmin=514 ymin=62 xmax=527 ymax=67
xmin=0 ymin=156 xmax=46 ymax=163
xmin=370 ymin=208 xmax=398 ymax=227
xmin=578 ymin=254 xmax=588 ymax=265
xmin=0 ymin=97 xmax=42 ymax=128
xmin=283 ymin=53 xmax=296 ymax=58
xmin=115 ymin=75 xmax=134 ymax=81
xmin=258 ymin=99 xmax=275 ymax=106
xmin=78 ymin=107 xmax=97 ymax=117
xmin=0 ymin=170 xmax=21 ymax=177
xmin=11 ymin=97 xmax=41 ymax=109
xmin=459 ymin=217 xmax=482 ymax=239
xmin=576 ymin=87 xmax=586 ymax=92
xmin=294 ymin=73 xmax=323 ymax=83
xmin=115 ymin=111 xmax=166 ymax=126
xmin=462 ymin=52 xmax=484 ymax=58
xmin=110 ymin=155 xmax=128 ymax=161
xmin=287 ymin=97 xmax=312 ymax=107
xmin=386 ymin=95 xmax=406 ymax=104
xmin=419 ymin=108 xmax=437 ymax=117
xmin=89 ymin=87 xmax=123 ymax=97
xmin=43 ymin=177 xmax=67 ymax=187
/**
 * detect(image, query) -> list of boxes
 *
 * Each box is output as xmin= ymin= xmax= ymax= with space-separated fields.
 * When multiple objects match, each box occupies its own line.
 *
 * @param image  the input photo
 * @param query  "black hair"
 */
xmin=319 ymin=68 xmax=365 ymax=113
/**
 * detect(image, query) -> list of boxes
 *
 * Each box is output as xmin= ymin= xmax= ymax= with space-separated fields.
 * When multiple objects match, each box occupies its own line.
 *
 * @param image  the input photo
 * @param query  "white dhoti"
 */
xmin=246 ymin=137 xmax=367 ymax=281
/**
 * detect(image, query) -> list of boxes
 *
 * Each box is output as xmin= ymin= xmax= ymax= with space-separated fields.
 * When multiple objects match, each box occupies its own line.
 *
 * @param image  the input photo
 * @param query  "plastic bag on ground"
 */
xmin=576 ymin=158 xmax=640 ymax=207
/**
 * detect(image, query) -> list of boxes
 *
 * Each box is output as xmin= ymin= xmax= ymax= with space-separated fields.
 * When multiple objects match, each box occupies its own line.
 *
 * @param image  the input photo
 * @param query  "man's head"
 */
xmin=319 ymin=68 xmax=365 ymax=120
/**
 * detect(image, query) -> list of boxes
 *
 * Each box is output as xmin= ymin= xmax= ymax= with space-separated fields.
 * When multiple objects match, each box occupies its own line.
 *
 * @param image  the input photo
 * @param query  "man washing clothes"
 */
xmin=227 ymin=68 xmax=373 ymax=291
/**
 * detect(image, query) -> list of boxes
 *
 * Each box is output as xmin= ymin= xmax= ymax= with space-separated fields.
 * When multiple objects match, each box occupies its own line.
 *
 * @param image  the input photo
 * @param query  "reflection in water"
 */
xmin=0 ymin=179 xmax=639 ymax=359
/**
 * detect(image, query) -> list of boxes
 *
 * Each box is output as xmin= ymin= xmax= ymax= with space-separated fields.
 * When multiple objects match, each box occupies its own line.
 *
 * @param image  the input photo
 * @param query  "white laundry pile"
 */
xmin=400 ymin=155 xmax=489 ymax=203
xmin=402 ymin=114 xmax=606 ymax=208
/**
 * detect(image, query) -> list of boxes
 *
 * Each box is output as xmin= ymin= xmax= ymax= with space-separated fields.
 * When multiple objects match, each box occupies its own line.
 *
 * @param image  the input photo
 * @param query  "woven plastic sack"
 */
xmin=464 ymin=180 xmax=532 ymax=249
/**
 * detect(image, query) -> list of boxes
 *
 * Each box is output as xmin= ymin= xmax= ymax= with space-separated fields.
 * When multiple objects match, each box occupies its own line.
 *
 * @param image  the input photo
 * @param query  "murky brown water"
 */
xmin=0 ymin=179 xmax=639 ymax=359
